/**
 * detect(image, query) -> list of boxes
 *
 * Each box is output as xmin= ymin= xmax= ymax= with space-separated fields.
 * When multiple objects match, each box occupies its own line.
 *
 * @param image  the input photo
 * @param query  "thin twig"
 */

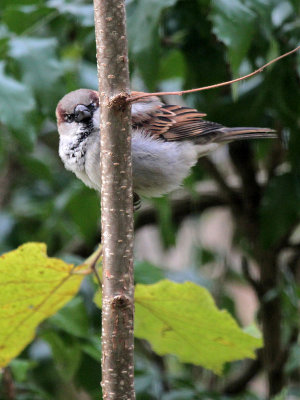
xmin=135 ymin=192 xmax=228 ymax=230
xmin=128 ymin=46 xmax=300 ymax=102
xmin=222 ymin=356 xmax=262 ymax=395
xmin=89 ymin=247 xmax=103 ymax=286
xmin=0 ymin=162 xmax=16 ymax=209
xmin=2 ymin=368 xmax=15 ymax=400
xmin=198 ymin=158 xmax=240 ymax=204
xmin=241 ymin=257 xmax=263 ymax=299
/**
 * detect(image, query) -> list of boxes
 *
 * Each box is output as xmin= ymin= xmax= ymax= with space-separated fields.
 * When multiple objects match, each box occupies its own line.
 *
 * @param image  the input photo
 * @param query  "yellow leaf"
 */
xmin=134 ymin=280 xmax=262 ymax=374
xmin=0 ymin=243 xmax=88 ymax=367
xmin=95 ymin=280 xmax=262 ymax=373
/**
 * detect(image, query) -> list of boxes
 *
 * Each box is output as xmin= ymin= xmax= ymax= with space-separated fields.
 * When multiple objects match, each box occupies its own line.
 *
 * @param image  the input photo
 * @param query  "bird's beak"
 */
xmin=74 ymin=105 xmax=92 ymax=122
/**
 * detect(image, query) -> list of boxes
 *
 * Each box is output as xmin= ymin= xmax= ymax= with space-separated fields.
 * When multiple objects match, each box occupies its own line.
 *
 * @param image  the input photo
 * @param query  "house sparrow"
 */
xmin=56 ymin=89 xmax=276 ymax=203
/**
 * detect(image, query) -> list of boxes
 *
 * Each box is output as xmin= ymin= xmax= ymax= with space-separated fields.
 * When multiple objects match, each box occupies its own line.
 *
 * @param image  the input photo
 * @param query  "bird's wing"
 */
xmin=131 ymin=98 xmax=226 ymax=144
xmin=130 ymin=92 xmax=228 ymax=144
xmin=131 ymin=95 xmax=276 ymax=144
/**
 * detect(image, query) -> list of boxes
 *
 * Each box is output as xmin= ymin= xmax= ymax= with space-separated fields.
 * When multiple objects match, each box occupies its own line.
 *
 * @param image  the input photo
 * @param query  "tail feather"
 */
xmin=216 ymin=127 xmax=277 ymax=143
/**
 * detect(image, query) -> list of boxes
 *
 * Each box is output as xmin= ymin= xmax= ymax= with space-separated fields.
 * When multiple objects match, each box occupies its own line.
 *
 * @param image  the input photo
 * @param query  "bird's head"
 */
xmin=56 ymin=88 xmax=99 ymax=139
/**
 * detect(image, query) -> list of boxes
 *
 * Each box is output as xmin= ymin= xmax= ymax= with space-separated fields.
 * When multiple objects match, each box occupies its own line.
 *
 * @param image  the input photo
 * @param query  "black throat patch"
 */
xmin=70 ymin=122 xmax=94 ymax=151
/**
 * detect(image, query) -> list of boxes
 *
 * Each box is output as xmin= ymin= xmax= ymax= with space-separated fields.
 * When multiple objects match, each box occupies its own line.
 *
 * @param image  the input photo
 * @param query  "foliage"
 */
xmin=134 ymin=280 xmax=262 ymax=373
xmin=0 ymin=243 xmax=87 ymax=367
xmin=95 ymin=280 xmax=262 ymax=373
xmin=0 ymin=0 xmax=299 ymax=399
xmin=0 ymin=244 xmax=261 ymax=376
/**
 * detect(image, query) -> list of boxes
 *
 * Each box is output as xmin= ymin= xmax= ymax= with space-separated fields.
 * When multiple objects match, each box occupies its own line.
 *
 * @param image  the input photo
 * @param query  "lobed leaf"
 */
xmin=127 ymin=0 xmax=177 ymax=88
xmin=0 ymin=243 xmax=87 ymax=367
xmin=9 ymin=36 xmax=62 ymax=111
xmin=210 ymin=0 xmax=256 ymax=81
xmin=95 ymin=279 xmax=262 ymax=373
xmin=134 ymin=280 xmax=262 ymax=374
xmin=260 ymin=173 xmax=300 ymax=247
xmin=0 ymin=62 xmax=35 ymax=132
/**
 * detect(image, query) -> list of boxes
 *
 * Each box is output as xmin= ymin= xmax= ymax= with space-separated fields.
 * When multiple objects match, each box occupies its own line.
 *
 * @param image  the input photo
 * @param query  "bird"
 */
xmin=56 ymin=88 xmax=276 ymax=206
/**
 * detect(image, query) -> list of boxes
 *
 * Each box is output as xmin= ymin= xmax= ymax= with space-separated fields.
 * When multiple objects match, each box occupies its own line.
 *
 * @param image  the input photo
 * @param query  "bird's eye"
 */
xmin=65 ymin=114 xmax=75 ymax=123
xmin=88 ymin=102 xmax=97 ymax=111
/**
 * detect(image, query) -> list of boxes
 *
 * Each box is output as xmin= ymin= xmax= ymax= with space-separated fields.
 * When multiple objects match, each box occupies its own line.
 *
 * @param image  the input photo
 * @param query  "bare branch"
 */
xmin=135 ymin=192 xmax=228 ymax=230
xmin=0 ymin=161 xmax=17 ymax=209
xmin=128 ymin=45 xmax=300 ymax=102
xmin=241 ymin=257 xmax=263 ymax=299
xmin=222 ymin=356 xmax=261 ymax=395
xmin=2 ymin=368 xmax=15 ymax=400
xmin=93 ymin=0 xmax=135 ymax=399
xmin=198 ymin=158 xmax=240 ymax=205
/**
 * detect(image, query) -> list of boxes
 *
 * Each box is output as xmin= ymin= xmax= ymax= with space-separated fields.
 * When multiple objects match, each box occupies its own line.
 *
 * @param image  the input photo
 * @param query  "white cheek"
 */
xmin=58 ymin=121 xmax=81 ymax=137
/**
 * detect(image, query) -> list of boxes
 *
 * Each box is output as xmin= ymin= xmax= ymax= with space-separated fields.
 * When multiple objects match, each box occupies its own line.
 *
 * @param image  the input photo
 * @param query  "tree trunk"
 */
xmin=93 ymin=1 xmax=135 ymax=399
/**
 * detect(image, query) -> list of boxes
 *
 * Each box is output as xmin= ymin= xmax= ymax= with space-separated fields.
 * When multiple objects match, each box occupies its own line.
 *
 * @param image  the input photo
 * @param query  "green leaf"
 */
xmin=127 ymin=0 xmax=177 ymax=56
xmin=271 ymin=388 xmax=288 ymax=400
xmin=10 ymin=359 xmax=37 ymax=382
xmin=94 ymin=280 xmax=262 ymax=373
xmin=2 ymin=6 xmax=53 ymax=35
xmin=48 ymin=0 xmax=94 ymax=27
xmin=9 ymin=37 xmax=62 ymax=109
xmin=161 ymin=389 xmax=197 ymax=400
xmin=20 ymin=155 xmax=54 ymax=182
xmin=49 ymin=296 xmax=89 ymax=338
xmin=285 ymin=344 xmax=300 ymax=374
xmin=0 ymin=243 xmax=88 ymax=368
xmin=210 ymin=0 xmax=256 ymax=77
xmin=41 ymin=330 xmax=82 ymax=381
xmin=127 ymin=0 xmax=177 ymax=88
xmin=159 ymin=49 xmax=186 ymax=81
xmin=80 ymin=336 xmax=101 ymax=361
xmin=66 ymin=186 xmax=99 ymax=244
xmin=134 ymin=260 xmax=165 ymax=284
xmin=0 ymin=62 xmax=35 ymax=132
xmin=134 ymin=280 xmax=262 ymax=374
xmin=151 ymin=197 xmax=176 ymax=247
xmin=260 ymin=173 xmax=300 ymax=247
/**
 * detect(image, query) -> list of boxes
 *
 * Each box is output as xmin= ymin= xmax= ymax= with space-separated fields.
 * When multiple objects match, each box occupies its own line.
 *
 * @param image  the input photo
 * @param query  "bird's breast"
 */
xmin=131 ymin=130 xmax=198 ymax=197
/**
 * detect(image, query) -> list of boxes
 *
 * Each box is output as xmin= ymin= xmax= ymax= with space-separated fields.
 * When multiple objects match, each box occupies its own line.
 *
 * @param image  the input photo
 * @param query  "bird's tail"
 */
xmin=216 ymin=127 xmax=277 ymax=143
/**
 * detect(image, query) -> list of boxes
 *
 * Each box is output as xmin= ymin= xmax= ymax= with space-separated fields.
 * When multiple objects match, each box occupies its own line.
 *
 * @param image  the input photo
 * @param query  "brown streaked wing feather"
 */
xmin=133 ymin=103 xmax=222 ymax=142
xmin=131 ymin=95 xmax=275 ymax=143
xmin=132 ymin=104 xmax=177 ymax=134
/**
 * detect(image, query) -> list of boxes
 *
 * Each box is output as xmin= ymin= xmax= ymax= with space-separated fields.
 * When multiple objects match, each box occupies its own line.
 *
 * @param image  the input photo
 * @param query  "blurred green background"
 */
xmin=0 ymin=0 xmax=299 ymax=399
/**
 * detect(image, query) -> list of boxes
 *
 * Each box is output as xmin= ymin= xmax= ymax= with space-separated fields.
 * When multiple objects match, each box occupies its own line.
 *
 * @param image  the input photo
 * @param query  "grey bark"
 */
xmin=93 ymin=1 xmax=135 ymax=399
